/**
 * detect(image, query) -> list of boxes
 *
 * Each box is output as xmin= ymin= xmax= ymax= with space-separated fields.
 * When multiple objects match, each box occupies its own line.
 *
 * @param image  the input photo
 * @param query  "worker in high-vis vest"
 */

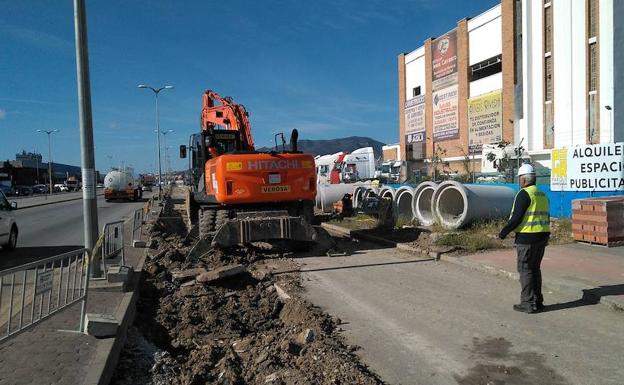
xmin=499 ymin=163 xmax=550 ymax=314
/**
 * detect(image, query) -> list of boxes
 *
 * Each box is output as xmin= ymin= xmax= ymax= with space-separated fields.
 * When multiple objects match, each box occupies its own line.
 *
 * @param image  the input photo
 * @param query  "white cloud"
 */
xmin=0 ymin=109 xmax=6 ymax=120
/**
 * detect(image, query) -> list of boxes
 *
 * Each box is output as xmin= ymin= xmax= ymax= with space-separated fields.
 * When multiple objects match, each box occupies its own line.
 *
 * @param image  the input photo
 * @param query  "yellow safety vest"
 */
xmin=512 ymin=185 xmax=550 ymax=233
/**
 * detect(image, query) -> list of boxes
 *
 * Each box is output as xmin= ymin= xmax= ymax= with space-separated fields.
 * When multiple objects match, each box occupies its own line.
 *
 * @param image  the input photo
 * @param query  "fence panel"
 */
xmin=101 ymin=220 xmax=125 ymax=275
xmin=132 ymin=208 xmax=144 ymax=242
xmin=0 ymin=248 xmax=91 ymax=342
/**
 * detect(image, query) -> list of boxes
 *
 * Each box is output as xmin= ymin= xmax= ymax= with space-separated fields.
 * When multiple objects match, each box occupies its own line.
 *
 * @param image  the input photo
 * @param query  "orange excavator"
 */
xmin=180 ymin=90 xmax=318 ymax=248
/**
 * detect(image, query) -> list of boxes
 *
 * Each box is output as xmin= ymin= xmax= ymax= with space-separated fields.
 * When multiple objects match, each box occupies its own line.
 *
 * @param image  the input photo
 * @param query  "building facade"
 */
xmin=398 ymin=0 xmax=619 ymax=181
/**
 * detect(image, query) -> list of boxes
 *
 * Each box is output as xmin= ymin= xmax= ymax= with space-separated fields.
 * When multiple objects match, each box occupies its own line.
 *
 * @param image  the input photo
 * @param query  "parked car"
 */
xmin=142 ymin=185 xmax=152 ymax=192
xmin=96 ymin=183 xmax=104 ymax=188
xmin=0 ymin=190 xmax=18 ymax=251
xmin=12 ymin=186 xmax=32 ymax=196
xmin=0 ymin=185 xmax=11 ymax=196
xmin=32 ymin=184 xmax=49 ymax=194
xmin=54 ymin=184 xmax=69 ymax=192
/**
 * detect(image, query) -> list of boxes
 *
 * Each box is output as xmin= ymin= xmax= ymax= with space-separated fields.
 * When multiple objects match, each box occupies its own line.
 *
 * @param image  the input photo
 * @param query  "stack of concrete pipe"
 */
xmin=431 ymin=181 xmax=516 ymax=229
xmin=317 ymin=182 xmax=371 ymax=213
xmin=338 ymin=181 xmax=515 ymax=229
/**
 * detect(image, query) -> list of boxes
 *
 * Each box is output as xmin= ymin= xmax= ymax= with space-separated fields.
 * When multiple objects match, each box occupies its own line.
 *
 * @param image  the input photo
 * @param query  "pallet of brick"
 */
xmin=572 ymin=196 xmax=624 ymax=247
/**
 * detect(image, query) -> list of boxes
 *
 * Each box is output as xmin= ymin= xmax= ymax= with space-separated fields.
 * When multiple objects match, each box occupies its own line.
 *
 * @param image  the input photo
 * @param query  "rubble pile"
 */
xmin=113 ymin=203 xmax=383 ymax=385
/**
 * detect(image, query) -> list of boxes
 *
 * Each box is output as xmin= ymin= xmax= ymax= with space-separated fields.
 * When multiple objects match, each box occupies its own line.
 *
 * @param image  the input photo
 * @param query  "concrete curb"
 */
xmin=321 ymin=222 xmax=624 ymax=313
xmin=82 ymin=206 xmax=160 ymax=385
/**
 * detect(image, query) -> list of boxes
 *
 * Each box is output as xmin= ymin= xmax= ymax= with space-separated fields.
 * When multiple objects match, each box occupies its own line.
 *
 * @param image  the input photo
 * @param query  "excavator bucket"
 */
xmin=211 ymin=211 xmax=317 ymax=248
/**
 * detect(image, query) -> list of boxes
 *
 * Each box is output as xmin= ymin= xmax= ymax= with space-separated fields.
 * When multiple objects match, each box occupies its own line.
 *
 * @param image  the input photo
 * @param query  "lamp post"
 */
xmin=37 ymin=129 xmax=59 ymax=196
xmin=138 ymin=84 xmax=174 ymax=202
xmin=159 ymin=129 xmax=174 ymax=183
xmin=605 ymin=105 xmax=613 ymax=143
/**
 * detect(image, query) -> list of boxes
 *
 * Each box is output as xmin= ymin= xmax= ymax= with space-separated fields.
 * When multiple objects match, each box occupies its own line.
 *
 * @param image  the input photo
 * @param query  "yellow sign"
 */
xmin=226 ymin=162 xmax=243 ymax=171
xmin=301 ymin=160 xmax=313 ymax=169
xmin=261 ymin=185 xmax=290 ymax=193
xmin=468 ymin=90 xmax=503 ymax=151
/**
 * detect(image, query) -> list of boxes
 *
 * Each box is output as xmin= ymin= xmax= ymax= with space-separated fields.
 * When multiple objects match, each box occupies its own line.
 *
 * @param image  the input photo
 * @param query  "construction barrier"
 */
xmin=0 ymin=248 xmax=91 ymax=342
xmin=100 ymin=220 xmax=125 ymax=276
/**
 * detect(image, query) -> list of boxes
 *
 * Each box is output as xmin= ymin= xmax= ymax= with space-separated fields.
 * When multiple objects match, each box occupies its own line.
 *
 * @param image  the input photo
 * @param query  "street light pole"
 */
xmin=159 ymin=129 xmax=174 ymax=184
xmin=138 ymin=84 xmax=174 ymax=202
xmin=605 ymin=105 xmax=613 ymax=143
xmin=37 ymin=129 xmax=59 ymax=196
xmin=73 ymin=0 xmax=100 ymax=278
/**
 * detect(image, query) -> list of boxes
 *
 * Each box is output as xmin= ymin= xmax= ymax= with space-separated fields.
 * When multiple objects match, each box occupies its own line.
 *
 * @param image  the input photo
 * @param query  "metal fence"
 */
xmin=0 ymin=248 xmax=91 ymax=341
xmin=101 ymin=220 xmax=125 ymax=275
xmin=132 ymin=208 xmax=144 ymax=243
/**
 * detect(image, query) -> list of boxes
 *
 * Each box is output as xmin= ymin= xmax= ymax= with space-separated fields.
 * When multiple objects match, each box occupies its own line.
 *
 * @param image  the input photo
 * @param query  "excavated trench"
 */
xmin=112 ymin=198 xmax=384 ymax=385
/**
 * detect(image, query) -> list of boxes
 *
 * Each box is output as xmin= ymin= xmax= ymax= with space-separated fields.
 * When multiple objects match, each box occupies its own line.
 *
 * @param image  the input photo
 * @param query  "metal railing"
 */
xmin=0 ymin=248 xmax=91 ymax=342
xmin=132 ymin=208 xmax=144 ymax=243
xmin=101 ymin=220 xmax=125 ymax=275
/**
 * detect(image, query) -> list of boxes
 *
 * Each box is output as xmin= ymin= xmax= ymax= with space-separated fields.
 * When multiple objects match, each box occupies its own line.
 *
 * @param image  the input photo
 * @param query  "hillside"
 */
xmin=258 ymin=136 xmax=386 ymax=157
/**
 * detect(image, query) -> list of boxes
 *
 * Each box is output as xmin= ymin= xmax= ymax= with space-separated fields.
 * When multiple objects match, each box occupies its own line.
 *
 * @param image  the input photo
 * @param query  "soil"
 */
xmin=112 ymin=194 xmax=384 ymax=385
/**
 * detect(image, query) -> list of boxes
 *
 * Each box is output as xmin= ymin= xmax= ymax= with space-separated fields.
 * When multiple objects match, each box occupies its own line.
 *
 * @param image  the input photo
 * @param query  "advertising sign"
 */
xmin=405 ymin=95 xmax=425 ymax=136
xmin=550 ymin=143 xmax=624 ymax=191
xmin=432 ymin=30 xmax=458 ymax=90
xmin=468 ymin=90 xmax=503 ymax=153
xmin=432 ymin=84 xmax=459 ymax=141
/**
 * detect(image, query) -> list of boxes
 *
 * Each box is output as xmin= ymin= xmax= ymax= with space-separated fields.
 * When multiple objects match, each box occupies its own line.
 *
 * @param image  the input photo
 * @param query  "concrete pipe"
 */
xmin=432 ymin=181 xmax=516 ymax=229
xmin=353 ymin=185 xmax=370 ymax=209
xmin=318 ymin=183 xmax=366 ymax=213
xmin=393 ymin=186 xmax=416 ymax=223
xmin=412 ymin=182 xmax=438 ymax=226
xmin=378 ymin=186 xmax=396 ymax=201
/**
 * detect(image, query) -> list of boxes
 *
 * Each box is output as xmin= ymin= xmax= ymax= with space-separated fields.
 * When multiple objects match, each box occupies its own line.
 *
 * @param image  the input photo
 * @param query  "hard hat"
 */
xmin=517 ymin=163 xmax=535 ymax=176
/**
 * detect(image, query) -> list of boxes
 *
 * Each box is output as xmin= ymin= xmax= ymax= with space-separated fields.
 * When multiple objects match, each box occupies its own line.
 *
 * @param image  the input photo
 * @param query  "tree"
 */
xmin=485 ymin=140 xmax=529 ymax=182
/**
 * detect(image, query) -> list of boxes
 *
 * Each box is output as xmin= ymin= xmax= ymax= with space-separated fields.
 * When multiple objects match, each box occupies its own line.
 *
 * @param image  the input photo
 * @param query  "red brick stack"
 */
xmin=572 ymin=196 xmax=624 ymax=246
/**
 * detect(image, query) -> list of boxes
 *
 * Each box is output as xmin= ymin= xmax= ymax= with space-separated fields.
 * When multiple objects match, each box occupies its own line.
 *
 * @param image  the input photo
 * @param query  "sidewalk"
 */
xmin=0 ymin=213 xmax=150 ymax=385
xmin=445 ymin=242 xmax=624 ymax=311
xmin=321 ymin=222 xmax=624 ymax=312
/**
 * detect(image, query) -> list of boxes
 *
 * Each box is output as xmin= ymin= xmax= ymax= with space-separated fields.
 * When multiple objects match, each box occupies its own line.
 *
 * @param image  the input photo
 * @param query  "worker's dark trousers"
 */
xmin=516 ymin=240 xmax=547 ymax=306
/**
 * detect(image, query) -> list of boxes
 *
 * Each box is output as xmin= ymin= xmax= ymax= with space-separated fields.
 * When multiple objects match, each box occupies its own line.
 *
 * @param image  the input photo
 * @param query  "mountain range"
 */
xmin=258 ymin=136 xmax=386 ymax=157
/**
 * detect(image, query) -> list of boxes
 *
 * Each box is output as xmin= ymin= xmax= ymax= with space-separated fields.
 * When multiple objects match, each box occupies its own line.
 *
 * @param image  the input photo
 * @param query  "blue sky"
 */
xmin=0 ymin=0 xmax=498 ymax=173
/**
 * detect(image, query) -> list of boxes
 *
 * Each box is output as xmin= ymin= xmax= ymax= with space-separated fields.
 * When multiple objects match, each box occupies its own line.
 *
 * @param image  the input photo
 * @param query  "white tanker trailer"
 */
xmin=104 ymin=170 xmax=142 ymax=201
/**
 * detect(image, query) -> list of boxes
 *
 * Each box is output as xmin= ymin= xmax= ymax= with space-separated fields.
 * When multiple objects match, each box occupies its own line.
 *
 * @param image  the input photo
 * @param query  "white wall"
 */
xmin=553 ymin=1 xmax=588 ymax=148
xmin=468 ymin=5 xmax=502 ymax=65
xmin=470 ymin=73 xmax=502 ymax=98
xmin=405 ymin=46 xmax=426 ymax=101
xmin=519 ymin=0 xmax=545 ymax=152
xmin=599 ymin=0 xmax=614 ymax=143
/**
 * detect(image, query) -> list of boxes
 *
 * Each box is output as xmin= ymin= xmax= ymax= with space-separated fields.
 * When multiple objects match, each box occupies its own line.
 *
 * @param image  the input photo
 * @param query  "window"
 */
xmin=412 ymin=86 xmax=421 ymax=97
xmin=545 ymin=56 xmax=553 ymax=102
xmin=543 ymin=1 xmax=554 ymax=149
xmin=588 ymin=41 xmax=598 ymax=92
xmin=470 ymin=54 xmax=502 ymax=82
xmin=544 ymin=5 xmax=553 ymax=53
xmin=588 ymin=0 xmax=598 ymax=38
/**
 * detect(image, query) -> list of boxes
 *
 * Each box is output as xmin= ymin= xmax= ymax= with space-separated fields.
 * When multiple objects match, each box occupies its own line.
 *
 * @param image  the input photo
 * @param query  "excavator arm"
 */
xmin=201 ymin=90 xmax=255 ymax=151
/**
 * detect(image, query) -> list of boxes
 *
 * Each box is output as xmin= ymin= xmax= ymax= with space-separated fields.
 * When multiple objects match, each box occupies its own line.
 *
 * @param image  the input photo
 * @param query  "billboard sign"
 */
xmin=432 ymin=84 xmax=459 ymax=141
xmin=468 ymin=90 xmax=503 ymax=153
xmin=550 ymin=143 xmax=624 ymax=191
xmin=432 ymin=30 xmax=458 ymax=90
xmin=405 ymin=95 xmax=425 ymax=135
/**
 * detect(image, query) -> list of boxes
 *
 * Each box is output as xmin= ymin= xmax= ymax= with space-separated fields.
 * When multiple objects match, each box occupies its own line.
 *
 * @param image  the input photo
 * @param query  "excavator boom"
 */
xmin=201 ymin=90 xmax=255 ymax=150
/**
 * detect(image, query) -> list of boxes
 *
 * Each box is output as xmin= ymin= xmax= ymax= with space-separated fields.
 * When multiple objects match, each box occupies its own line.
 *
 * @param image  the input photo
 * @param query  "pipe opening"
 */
xmin=381 ymin=190 xmax=394 ymax=200
xmin=437 ymin=187 xmax=466 ymax=227
xmin=417 ymin=188 xmax=435 ymax=224
xmin=396 ymin=191 xmax=414 ymax=222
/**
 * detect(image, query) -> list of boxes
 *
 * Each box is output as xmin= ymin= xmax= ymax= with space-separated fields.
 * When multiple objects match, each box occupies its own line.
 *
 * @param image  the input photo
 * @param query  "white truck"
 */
xmin=339 ymin=147 xmax=376 ymax=183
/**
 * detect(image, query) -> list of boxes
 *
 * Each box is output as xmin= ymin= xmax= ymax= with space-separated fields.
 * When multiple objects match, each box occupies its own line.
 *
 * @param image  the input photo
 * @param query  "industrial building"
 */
xmin=398 ymin=0 xmax=622 ymax=182
xmin=0 ymin=151 xmax=102 ymax=186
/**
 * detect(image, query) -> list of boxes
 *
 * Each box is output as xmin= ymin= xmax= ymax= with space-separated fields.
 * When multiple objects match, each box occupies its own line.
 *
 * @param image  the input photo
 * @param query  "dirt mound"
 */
xmin=112 ymin=204 xmax=383 ymax=385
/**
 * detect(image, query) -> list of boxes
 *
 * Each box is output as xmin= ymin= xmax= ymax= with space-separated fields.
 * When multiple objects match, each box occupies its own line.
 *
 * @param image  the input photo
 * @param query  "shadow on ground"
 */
xmin=542 ymin=284 xmax=624 ymax=312
xmin=0 ymin=246 xmax=83 ymax=271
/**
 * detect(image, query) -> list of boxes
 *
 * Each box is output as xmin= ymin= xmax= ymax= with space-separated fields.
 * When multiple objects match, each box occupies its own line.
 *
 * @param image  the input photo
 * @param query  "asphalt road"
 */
xmin=0 ymin=193 xmax=152 ymax=270
xmin=300 ymin=239 xmax=624 ymax=385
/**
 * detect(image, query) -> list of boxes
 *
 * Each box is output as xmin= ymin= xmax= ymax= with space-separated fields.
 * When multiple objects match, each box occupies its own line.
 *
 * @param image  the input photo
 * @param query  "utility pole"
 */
xmin=37 ymin=129 xmax=59 ymax=196
xmin=138 ymin=84 xmax=174 ymax=202
xmin=73 ymin=0 xmax=99 ymax=276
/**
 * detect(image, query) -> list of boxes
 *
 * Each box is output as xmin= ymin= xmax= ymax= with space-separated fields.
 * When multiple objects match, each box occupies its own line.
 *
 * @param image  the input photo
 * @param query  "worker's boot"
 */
xmin=513 ymin=303 xmax=539 ymax=314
